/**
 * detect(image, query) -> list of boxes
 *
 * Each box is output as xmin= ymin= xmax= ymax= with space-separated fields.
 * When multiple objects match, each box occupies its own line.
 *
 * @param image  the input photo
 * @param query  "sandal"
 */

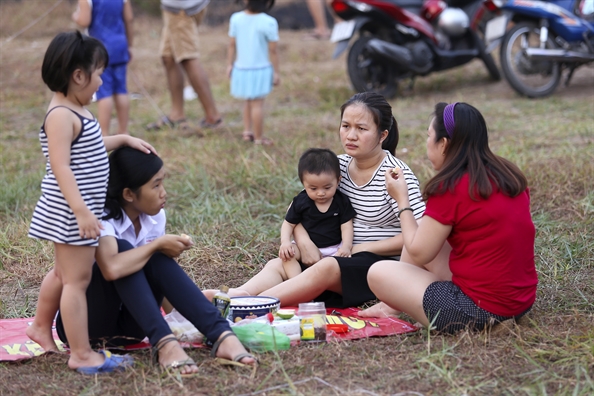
xmin=145 ymin=116 xmax=177 ymax=131
xmin=254 ymin=137 xmax=274 ymax=146
xmin=210 ymin=332 xmax=258 ymax=368
xmin=152 ymin=336 xmax=199 ymax=378
xmin=177 ymin=119 xmax=204 ymax=138
xmin=198 ymin=118 xmax=224 ymax=129
xmin=242 ymin=131 xmax=254 ymax=142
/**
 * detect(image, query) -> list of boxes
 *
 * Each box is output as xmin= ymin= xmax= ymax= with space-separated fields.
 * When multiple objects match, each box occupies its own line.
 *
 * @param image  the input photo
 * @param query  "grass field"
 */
xmin=1 ymin=1 xmax=593 ymax=395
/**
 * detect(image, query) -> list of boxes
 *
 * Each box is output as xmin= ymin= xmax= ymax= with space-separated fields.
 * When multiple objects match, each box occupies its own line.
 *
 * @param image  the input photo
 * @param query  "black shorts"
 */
xmin=422 ymin=281 xmax=531 ymax=334
xmin=300 ymin=252 xmax=396 ymax=308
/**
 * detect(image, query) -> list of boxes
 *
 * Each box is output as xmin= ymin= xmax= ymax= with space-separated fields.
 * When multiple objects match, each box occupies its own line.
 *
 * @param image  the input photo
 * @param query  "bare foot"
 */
xmin=228 ymin=288 xmax=250 ymax=298
xmin=67 ymin=350 xmax=107 ymax=370
xmin=26 ymin=323 xmax=59 ymax=352
xmin=358 ymin=302 xmax=401 ymax=318
xmin=215 ymin=331 xmax=257 ymax=366
xmin=157 ymin=336 xmax=199 ymax=375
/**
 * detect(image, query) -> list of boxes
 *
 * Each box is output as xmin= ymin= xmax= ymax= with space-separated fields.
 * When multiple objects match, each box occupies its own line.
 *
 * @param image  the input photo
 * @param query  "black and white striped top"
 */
xmin=28 ymin=107 xmax=108 ymax=246
xmin=338 ymin=152 xmax=425 ymax=245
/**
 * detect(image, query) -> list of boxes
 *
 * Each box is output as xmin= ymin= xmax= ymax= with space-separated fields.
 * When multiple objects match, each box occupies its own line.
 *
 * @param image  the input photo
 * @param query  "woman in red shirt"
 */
xmin=360 ymin=102 xmax=538 ymax=333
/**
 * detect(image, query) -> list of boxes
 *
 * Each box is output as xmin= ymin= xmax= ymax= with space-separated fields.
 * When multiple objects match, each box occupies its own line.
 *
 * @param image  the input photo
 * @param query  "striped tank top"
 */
xmin=338 ymin=152 xmax=426 ymax=246
xmin=28 ymin=107 xmax=109 ymax=246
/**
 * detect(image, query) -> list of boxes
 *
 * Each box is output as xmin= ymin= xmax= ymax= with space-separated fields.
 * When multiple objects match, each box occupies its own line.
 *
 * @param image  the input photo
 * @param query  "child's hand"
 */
xmin=127 ymin=136 xmax=157 ymax=155
xmin=226 ymin=65 xmax=233 ymax=79
xmin=158 ymin=235 xmax=194 ymax=258
xmin=279 ymin=242 xmax=295 ymax=261
xmin=75 ymin=209 xmax=103 ymax=240
xmin=273 ymin=72 xmax=280 ymax=86
xmin=335 ymin=246 xmax=352 ymax=258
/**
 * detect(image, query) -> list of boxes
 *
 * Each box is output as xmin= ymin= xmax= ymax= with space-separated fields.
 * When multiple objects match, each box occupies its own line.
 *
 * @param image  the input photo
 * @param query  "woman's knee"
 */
xmin=307 ymin=257 xmax=340 ymax=280
xmin=367 ymin=260 xmax=393 ymax=284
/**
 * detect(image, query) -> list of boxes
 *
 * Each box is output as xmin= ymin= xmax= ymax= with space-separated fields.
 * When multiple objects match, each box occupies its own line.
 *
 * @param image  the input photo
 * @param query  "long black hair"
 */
xmin=424 ymin=102 xmax=528 ymax=201
xmin=339 ymin=92 xmax=399 ymax=155
xmin=42 ymin=31 xmax=108 ymax=95
xmin=103 ymin=147 xmax=163 ymax=221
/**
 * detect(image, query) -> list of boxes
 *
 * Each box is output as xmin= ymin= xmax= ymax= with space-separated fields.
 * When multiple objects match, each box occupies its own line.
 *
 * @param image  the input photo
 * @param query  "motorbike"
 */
xmin=329 ymin=0 xmax=501 ymax=98
xmin=483 ymin=0 xmax=594 ymax=97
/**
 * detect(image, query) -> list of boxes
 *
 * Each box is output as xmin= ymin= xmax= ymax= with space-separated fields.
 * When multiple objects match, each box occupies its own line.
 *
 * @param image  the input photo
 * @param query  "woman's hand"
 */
xmin=157 ymin=235 xmax=193 ymax=258
xmin=279 ymin=242 xmax=295 ymax=261
xmin=75 ymin=208 xmax=103 ymax=240
xmin=385 ymin=168 xmax=410 ymax=206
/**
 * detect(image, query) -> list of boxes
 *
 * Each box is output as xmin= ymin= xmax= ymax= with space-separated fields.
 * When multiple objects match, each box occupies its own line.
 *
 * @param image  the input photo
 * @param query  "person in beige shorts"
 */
xmin=146 ymin=0 xmax=222 ymax=135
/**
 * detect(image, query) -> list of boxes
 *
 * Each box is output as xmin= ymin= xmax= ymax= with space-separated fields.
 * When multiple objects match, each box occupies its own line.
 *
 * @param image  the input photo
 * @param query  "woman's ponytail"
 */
xmin=382 ymin=115 xmax=399 ymax=156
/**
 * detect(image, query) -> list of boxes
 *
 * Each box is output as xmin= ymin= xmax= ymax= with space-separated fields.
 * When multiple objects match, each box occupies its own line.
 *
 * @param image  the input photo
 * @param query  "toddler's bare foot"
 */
xmin=26 ymin=323 xmax=59 ymax=352
xmin=358 ymin=302 xmax=401 ymax=318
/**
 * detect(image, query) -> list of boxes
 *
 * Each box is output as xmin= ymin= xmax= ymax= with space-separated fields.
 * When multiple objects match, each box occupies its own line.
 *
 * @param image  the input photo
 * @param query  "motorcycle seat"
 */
xmin=379 ymin=0 xmax=425 ymax=16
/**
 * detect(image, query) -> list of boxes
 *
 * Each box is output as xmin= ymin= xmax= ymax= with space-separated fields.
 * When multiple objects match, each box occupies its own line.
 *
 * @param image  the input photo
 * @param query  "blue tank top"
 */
xmin=88 ymin=0 xmax=129 ymax=66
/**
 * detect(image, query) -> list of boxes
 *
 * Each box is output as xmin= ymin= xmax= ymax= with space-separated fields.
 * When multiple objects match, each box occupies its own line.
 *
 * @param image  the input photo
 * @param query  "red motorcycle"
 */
xmin=329 ymin=0 xmax=501 ymax=98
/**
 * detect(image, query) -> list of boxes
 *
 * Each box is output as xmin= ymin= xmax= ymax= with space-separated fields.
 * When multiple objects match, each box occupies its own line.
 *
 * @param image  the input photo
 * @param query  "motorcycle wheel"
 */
xmin=347 ymin=35 xmax=398 ymax=99
xmin=499 ymin=22 xmax=561 ymax=98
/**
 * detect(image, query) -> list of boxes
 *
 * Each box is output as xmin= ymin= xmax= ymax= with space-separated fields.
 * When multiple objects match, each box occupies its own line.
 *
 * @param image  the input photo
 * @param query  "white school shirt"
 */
xmin=100 ymin=209 xmax=166 ymax=247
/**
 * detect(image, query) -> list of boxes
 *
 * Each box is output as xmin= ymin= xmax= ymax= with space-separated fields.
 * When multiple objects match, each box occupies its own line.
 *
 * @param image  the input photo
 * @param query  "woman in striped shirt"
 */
xmin=214 ymin=92 xmax=430 ymax=308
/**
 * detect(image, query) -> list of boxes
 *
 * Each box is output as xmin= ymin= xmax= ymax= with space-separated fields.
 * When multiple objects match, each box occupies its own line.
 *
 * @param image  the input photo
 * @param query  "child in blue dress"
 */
xmin=73 ymin=0 xmax=134 ymax=136
xmin=227 ymin=0 xmax=279 ymax=145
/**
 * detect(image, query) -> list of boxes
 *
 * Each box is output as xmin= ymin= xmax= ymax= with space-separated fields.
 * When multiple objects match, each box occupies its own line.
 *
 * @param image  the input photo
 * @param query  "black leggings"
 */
xmin=56 ymin=239 xmax=230 ymax=347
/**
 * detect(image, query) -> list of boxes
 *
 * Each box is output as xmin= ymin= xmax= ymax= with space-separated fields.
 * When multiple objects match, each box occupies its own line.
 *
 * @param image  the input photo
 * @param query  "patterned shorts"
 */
xmin=422 ymin=281 xmax=530 ymax=334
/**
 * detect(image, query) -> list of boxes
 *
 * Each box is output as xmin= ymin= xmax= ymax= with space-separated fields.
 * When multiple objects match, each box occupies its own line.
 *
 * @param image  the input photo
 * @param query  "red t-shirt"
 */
xmin=424 ymin=174 xmax=537 ymax=316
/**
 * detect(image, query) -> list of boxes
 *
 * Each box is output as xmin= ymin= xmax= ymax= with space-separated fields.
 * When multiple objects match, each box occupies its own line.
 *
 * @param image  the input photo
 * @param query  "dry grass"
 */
xmin=1 ymin=0 xmax=593 ymax=395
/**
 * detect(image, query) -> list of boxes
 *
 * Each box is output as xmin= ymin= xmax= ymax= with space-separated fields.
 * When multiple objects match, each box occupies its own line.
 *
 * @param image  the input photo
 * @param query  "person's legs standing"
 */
xmin=170 ymin=8 xmax=221 ymax=125
xmin=111 ymin=63 xmax=130 ymax=135
xmin=182 ymin=57 xmax=221 ymax=124
xmin=54 ymin=243 xmax=106 ymax=370
xmin=250 ymin=98 xmax=265 ymax=142
xmin=27 ymin=268 xmax=62 ymax=352
xmin=242 ymin=100 xmax=253 ymax=140
xmin=160 ymin=10 xmax=187 ymax=122
xmin=305 ymin=0 xmax=331 ymax=39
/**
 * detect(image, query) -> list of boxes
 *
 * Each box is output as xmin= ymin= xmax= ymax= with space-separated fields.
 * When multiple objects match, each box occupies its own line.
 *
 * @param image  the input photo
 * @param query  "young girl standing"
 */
xmin=27 ymin=31 xmax=154 ymax=374
xmin=227 ymin=0 xmax=279 ymax=145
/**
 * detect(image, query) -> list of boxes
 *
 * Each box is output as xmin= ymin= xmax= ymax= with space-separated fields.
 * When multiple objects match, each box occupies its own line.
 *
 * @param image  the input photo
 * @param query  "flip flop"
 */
xmin=75 ymin=350 xmax=134 ymax=375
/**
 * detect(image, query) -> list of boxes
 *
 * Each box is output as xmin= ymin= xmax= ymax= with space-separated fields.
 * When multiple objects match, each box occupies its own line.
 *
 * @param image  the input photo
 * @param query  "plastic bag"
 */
xmin=164 ymin=309 xmax=203 ymax=343
xmin=232 ymin=322 xmax=291 ymax=353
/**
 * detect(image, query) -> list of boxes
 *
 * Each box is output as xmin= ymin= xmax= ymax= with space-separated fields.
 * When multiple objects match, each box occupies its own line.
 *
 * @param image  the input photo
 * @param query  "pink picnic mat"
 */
xmin=0 ymin=307 xmax=417 ymax=361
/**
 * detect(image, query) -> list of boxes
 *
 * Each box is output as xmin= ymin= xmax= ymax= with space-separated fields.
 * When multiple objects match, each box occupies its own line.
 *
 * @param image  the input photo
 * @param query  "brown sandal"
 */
xmin=145 ymin=116 xmax=178 ymax=131
xmin=242 ymin=131 xmax=254 ymax=142
xmin=254 ymin=137 xmax=273 ymax=146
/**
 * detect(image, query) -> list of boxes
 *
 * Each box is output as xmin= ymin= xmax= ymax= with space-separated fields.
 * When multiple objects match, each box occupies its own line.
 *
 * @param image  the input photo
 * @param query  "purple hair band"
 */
xmin=443 ymin=102 xmax=458 ymax=138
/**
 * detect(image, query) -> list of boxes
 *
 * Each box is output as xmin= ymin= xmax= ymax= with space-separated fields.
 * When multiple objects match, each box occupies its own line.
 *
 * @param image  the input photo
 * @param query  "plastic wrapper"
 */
xmin=164 ymin=309 xmax=203 ymax=343
xmin=231 ymin=322 xmax=290 ymax=352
